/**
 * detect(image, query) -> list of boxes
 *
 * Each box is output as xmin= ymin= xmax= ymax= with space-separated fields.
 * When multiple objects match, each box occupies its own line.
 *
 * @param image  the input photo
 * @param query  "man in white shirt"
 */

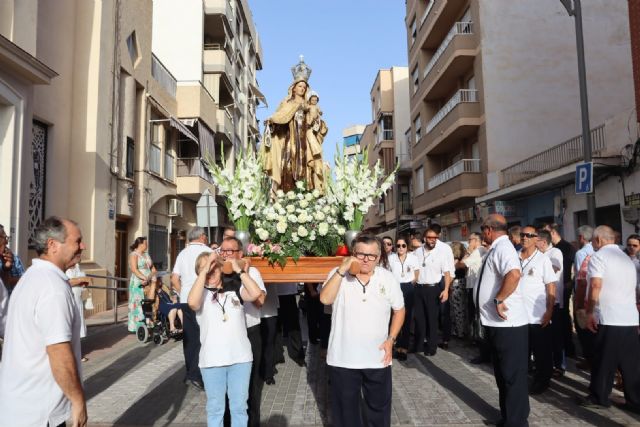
xmin=475 ymin=214 xmax=528 ymax=426
xmin=220 ymin=236 xmax=266 ymax=427
xmin=536 ymin=229 xmax=566 ymax=376
xmin=574 ymin=225 xmax=595 ymax=368
xmin=413 ymin=226 xmax=452 ymax=356
xmin=0 ymin=216 xmax=87 ymax=427
xmin=275 ymin=282 xmax=305 ymax=366
xmin=579 ymin=226 xmax=640 ymax=412
xmin=430 ymin=223 xmax=456 ymax=350
xmin=518 ymin=226 xmax=557 ymax=394
xmin=320 ymin=233 xmax=404 ymax=427
xmin=171 ymin=226 xmax=212 ymax=390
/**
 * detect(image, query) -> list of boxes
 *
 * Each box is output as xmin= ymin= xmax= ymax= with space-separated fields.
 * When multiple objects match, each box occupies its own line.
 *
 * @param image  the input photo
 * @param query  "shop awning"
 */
xmin=170 ymin=117 xmax=198 ymax=144
xmin=249 ymin=83 xmax=268 ymax=107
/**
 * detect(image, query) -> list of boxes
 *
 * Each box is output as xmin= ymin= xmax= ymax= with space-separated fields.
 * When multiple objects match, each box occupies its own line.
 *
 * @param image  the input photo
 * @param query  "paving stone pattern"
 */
xmin=83 ymin=326 xmax=640 ymax=426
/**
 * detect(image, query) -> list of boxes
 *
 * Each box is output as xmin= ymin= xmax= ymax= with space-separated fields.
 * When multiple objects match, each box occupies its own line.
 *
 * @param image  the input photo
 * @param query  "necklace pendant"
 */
xmin=362 ymin=297 xmax=367 ymax=302
xmin=422 ymin=262 xmax=426 ymax=267
xmin=223 ymin=313 xmax=229 ymax=322
xmin=401 ymin=272 xmax=405 ymax=278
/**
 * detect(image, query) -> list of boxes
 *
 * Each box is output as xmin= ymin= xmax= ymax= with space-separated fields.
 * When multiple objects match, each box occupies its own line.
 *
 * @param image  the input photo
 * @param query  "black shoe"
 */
xmin=483 ymin=419 xmax=504 ymax=426
xmin=576 ymin=395 xmax=609 ymax=409
xmin=397 ymin=352 xmax=407 ymax=361
xmin=294 ymin=358 xmax=306 ymax=367
xmin=265 ymin=377 xmax=276 ymax=385
xmin=529 ymin=382 xmax=549 ymax=395
xmin=470 ymin=356 xmax=489 ymax=365
xmin=185 ymin=379 xmax=204 ymax=391
xmin=274 ymin=367 xmax=279 ymax=375
xmin=438 ymin=341 xmax=449 ymax=350
xmin=423 ymin=350 xmax=436 ymax=356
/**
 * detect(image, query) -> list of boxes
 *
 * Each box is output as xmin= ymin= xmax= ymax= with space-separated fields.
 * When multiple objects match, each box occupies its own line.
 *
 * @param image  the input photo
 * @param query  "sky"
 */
xmin=248 ymin=0 xmax=409 ymax=167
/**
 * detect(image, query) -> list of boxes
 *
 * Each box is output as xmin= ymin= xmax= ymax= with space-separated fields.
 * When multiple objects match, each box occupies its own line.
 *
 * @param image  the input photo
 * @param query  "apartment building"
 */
xmin=361 ymin=67 xmax=415 ymax=237
xmin=343 ymin=125 xmax=365 ymax=160
xmin=406 ymin=0 xmax=635 ymax=241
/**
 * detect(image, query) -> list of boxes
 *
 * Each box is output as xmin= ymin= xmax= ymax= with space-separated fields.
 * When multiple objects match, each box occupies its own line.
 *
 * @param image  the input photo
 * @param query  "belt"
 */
xmin=416 ymin=283 xmax=438 ymax=287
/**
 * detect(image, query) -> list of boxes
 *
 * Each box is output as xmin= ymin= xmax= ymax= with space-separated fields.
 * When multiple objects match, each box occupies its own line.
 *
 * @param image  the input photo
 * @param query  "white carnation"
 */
xmin=318 ymin=222 xmax=329 ymax=236
xmin=287 ymin=214 xmax=298 ymax=223
xmin=256 ymin=228 xmax=269 ymax=241
xmin=276 ymin=222 xmax=287 ymax=233
xmin=291 ymin=233 xmax=300 ymax=243
xmin=299 ymin=200 xmax=309 ymax=209
xmin=286 ymin=205 xmax=295 ymax=213
xmin=297 ymin=225 xmax=308 ymax=237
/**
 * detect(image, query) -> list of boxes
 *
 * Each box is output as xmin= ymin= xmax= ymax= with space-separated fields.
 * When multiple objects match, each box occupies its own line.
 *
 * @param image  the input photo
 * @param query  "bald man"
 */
xmin=475 ymin=214 xmax=528 ymax=426
xmin=579 ymin=226 xmax=640 ymax=412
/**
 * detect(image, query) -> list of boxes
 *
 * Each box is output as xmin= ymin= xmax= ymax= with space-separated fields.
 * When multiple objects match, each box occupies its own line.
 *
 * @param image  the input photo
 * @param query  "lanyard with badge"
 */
xmin=355 ymin=276 xmax=370 ymax=302
xmin=421 ymin=247 xmax=433 ymax=268
xmin=399 ymin=254 xmax=409 ymax=278
xmin=520 ymin=249 xmax=538 ymax=276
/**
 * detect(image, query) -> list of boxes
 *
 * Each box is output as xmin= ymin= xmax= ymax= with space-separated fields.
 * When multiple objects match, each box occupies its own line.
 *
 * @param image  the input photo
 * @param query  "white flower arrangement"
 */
xmin=328 ymin=146 xmax=397 ymax=231
xmin=205 ymin=148 xmax=266 ymax=231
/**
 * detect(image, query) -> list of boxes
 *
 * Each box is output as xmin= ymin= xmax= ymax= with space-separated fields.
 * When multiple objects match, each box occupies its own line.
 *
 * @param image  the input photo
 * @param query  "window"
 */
xmin=410 ymin=18 xmax=417 ymax=45
xmin=126 ymin=31 xmax=140 ymax=65
xmin=126 ymin=137 xmax=135 ymax=179
xmin=164 ymin=140 xmax=174 ymax=182
xmin=380 ymin=114 xmax=393 ymax=140
xmin=414 ymin=115 xmax=422 ymax=143
xmin=415 ymin=166 xmax=424 ymax=195
xmin=150 ymin=124 xmax=162 ymax=175
xmin=29 ymin=121 xmax=48 ymax=248
xmin=411 ymin=66 xmax=419 ymax=94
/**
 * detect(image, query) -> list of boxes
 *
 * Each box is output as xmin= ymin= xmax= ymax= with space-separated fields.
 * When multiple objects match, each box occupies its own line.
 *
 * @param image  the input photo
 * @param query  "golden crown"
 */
xmin=291 ymin=55 xmax=312 ymax=82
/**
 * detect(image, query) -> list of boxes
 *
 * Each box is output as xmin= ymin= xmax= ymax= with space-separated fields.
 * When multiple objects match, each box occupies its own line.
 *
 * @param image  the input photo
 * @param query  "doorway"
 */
xmin=115 ymin=220 xmax=129 ymax=303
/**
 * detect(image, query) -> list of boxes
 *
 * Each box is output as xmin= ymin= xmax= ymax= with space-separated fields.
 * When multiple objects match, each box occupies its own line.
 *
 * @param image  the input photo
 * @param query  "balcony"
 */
xmin=414 ymin=89 xmax=482 ymax=157
xmin=204 ymin=0 xmax=234 ymax=34
xmin=203 ymin=47 xmax=234 ymax=82
xmin=501 ymin=125 xmax=606 ymax=188
xmin=216 ymin=109 xmax=233 ymax=144
xmin=151 ymin=54 xmax=176 ymax=98
xmin=176 ymin=83 xmax=217 ymax=131
xmin=428 ymin=159 xmax=480 ymax=190
xmin=411 ymin=0 xmax=464 ymax=62
xmin=176 ymin=157 xmax=214 ymax=197
xmin=421 ymin=22 xmax=477 ymax=101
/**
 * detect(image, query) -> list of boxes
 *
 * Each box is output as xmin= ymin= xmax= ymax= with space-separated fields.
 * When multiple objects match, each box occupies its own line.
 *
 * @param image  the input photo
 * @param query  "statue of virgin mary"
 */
xmin=260 ymin=56 xmax=327 ymax=193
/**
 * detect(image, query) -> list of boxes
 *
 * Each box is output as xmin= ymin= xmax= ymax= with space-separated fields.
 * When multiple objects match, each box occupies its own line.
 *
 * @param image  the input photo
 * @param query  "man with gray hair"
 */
xmin=0 ymin=216 xmax=87 ymax=426
xmin=574 ymin=225 xmax=594 ymax=369
xmin=171 ymin=226 xmax=211 ymax=390
xmin=579 ymin=225 xmax=640 ymax=412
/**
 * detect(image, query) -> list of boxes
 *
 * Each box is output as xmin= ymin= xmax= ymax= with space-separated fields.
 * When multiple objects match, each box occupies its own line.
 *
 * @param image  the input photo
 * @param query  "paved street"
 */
xmin=81 ymin=319 xmax=640 ymax=427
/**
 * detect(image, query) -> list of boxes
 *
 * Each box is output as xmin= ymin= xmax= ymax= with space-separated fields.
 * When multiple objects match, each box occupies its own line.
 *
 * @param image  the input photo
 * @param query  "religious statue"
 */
xmin=260 ymin=56 xmax=328 ymax=193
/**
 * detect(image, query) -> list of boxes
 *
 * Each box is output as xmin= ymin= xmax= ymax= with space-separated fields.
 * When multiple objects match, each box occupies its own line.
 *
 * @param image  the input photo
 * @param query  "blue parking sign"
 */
xmin=575 ymin=162 xmax=593 ymax=194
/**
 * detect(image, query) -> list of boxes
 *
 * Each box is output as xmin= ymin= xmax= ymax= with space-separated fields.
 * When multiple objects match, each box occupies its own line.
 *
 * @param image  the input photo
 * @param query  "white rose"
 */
xmin=276 ymin=222 xmax=287 ymax=233
xmin=276 ymin=190 xmax=285 ymax=198
xmin=297 ymin=225 xmax=308 ymax=237
xmin=286 ymin=205 xmax=295 ymax=213
xmin=297 ymin=212 xmax=309 ymax=223
xmin=305 ymin=193 xmax=313 ymax=202
xmin=297 ymin=193 xmax=304 ymax=200
xmin=287 ymin=191 xmax=296 ymax=200
xmin=299 ymin=200 xmax=309 ymax=209
xmin=337 ymin=225 xmax=346 ymax=235
xmin=288 ymin=214 xmax=298 ymax=223
xmin=256 ymin=228 xmax=269 ymax=241
xmin=322 ymin=206 xmax=330 ymax=214
xmin=291 ymin=233 xmax=300 ymax=243
xmin=314 ymin=211 xmax=325 ymax=221
xmin=295 ymin=181 xmax=305 ymax=190
xmin=318 ymin=222 xmax=329 ymax=236
xmin=312 ymin=189 xmax=320 ymax=198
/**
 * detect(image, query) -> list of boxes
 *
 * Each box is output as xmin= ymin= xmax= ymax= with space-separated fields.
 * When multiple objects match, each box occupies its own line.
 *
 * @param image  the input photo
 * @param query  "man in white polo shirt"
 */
xmin=518 ymin=226 xmax=557 ymax=395
xmin=475 ymin=214 xmax=528 ymax=427
xmin=320 ymin=233 xmax=405 ymax=427
xmin=579 ymin=225 xmax=640 ymax=412
xmin=0 ymin=216 xmax=86 ymax=427
xmin=171 ymin=226 xmax=212 ymax=390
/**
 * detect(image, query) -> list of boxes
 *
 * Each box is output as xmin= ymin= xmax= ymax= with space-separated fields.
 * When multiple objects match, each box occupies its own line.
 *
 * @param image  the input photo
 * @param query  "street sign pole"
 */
xmin=561 ymin=0 xmax=596 ymax=226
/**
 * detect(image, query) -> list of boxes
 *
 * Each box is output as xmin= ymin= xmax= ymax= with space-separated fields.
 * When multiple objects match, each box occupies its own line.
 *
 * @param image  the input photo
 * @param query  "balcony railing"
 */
xmin=151 ymin=54 xmax=177 ymax=98
xmin=177 ymin=158 xmax=213 ymax=183
xmin=164 ymin=153 xmax=174 ymax=182
xmin=419 ymin=0 xmax=435 ymax=28
xmin=423 ymin=22 xmax=473 ymax=80
xmin=426 ymin=89 xmax=478 ymax=133
xmin=428 ymin=158 xmax=481 ymax=190
xmin=150 ymin=144 xmax=162 ymax=175
xmin=501 ymin=125 xmax=606 ymax=188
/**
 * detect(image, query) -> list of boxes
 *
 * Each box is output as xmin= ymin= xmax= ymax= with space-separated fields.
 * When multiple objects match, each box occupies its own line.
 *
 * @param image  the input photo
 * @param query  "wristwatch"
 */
xmin=493 ymin=298 xmax=503 ymax=305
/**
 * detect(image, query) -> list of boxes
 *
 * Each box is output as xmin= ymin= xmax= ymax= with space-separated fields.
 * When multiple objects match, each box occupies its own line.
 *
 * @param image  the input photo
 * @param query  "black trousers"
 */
xmin=589 ymin=325 xmax=640 ymax=410
xmin=562 ymin=288 xmax=576 ymax=357
xmin=260 ymin=316 xmax=278 ymax=380
xmin=551 ymin=305 xmax=566 ymax=369
xmin=438 ymin=278 xmax=451 ymax=342
xmin=397 ymin=282 xmax=415 ymax=349
xmin=529 ymin=324 xmax=552 ymax=387
xmin=413 ymin=285 xmax=440 ymax=353
xmin=278 ymin=294 xmax=304 ymax=361
xmin=320 ymin=312 xmax=332 ymax=350
xmin=574 ymin=314 xmax=595 ymax=363
xmin=305 ymin=291 xmax=323 ymax=344
xmin=486 ymin=325 xmax=530 ymax=427
xmin=181 ymin=304 xmax=202 ymax=382
xmin=247 ymin=324 xmax=263 ymax=427
xmin=329 ymin=366 xmax=392 ymax=427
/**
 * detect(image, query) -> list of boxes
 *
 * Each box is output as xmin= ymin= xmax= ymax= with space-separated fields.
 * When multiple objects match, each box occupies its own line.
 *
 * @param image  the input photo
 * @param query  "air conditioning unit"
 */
xmin=168 ymin=198 xmax=183 ymax=217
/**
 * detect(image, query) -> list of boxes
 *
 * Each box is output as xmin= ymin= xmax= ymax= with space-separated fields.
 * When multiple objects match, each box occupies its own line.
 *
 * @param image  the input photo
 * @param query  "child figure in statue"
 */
xmin=305 ymin=91 xmax=328 ymax=192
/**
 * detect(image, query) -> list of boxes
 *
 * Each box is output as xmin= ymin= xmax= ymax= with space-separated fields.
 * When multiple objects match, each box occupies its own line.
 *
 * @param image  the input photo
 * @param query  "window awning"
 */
xmin=249 ymin=83 xmax=268 ymax=107
xmin=197 ymin=121 xmax=216 ymax=161
xmin=170 ymin=117 xmax=198 ymax=144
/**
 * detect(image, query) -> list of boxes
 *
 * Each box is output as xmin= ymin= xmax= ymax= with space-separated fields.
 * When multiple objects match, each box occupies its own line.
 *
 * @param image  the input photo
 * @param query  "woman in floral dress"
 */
xmin=128 ymin=236 xmax=156 ymax=332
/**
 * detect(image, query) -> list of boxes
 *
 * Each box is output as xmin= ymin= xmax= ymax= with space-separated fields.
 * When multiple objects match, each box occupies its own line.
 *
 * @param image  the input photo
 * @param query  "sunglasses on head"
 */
xmin=520 ymin=232 xmax=538 ymax=238
xmin=396 ymin=243 xmax=407 ymax=248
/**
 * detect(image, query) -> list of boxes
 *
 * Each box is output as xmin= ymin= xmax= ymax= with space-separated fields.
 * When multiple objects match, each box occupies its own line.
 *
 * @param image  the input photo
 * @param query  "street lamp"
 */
xmin=560 ymin=0 xmax=596 ymax=226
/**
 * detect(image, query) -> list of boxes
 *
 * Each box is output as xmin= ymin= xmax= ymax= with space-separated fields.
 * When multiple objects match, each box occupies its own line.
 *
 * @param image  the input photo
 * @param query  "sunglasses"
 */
xmin=520 ymin=232 xmax=538 ymax=238
xmin=384 ymin=242 xmax=393 ymax=246
xmin=396 ymin=243 xmax=407 ymax=248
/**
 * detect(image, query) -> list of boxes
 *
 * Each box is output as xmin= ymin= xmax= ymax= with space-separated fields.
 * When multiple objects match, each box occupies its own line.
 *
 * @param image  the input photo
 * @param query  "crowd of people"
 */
xmin=0 ymin=215 xmax=639 ymax=426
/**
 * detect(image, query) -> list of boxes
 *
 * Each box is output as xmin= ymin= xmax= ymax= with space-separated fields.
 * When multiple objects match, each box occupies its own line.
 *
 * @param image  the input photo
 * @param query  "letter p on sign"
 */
xmin=575 ymin=162 xmax=593 ymax=194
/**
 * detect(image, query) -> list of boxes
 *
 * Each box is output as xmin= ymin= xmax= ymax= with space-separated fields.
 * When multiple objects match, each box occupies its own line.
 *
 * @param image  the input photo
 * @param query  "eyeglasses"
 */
xmin=396 ymin=243 xmax=407 ymax=248
xmin=219 ymin=249 xmax=241 ymax=255
xmin=354 ymin=252 xmax=379 ymax=261
xmin=520 ymin=232 xmax=537 ymax=238
xmin=384 ymin=242 xmax=393 ymax=246
xmin=425 ymin=235 xmax=438 ymax=240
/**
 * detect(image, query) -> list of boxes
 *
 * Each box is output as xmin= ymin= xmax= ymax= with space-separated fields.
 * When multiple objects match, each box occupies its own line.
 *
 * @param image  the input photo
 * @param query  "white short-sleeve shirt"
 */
xmin=0 ymin=259 xmax=82 ymax=427
xmin=518 ymin=250 xmax=557 ymax=324
xmin=324 ymin=266 xmax=404 ymax=369
xmin=587 ymin=244 xmax=639 ymax=326
xmin=173 ymin=242 xmax=213 ymax=302
xmin=196 ymin=286 xmax=253 ymax=368
xmin=474 ymin=235 xmax=527 ymax=327
xmin=414 ymin=245 xmax=449 ymax=285
xmin=544 ymin=247 xmax=564 ymax=308
xmin=388 ymin=252 xmax=420 ymax=283
xmin=0 ymin=276 xmax=7 ymax=338
xmin=243 ymin=267 xmax=266 ymax=328
xmin=436 ymin=240 xmax=456 ymax=275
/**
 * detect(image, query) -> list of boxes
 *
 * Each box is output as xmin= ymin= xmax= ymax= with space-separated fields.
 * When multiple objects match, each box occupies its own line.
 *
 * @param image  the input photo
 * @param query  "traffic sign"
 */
xmin=575 ymin=162 xmax=593 ymax=194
